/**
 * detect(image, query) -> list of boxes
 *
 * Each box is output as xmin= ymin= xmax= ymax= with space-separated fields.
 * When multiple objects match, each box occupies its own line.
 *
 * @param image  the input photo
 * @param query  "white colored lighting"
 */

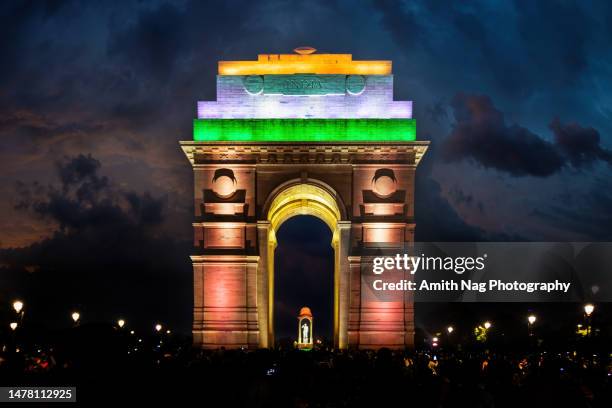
xmin=447 ymin=326 xmax=454 ymax=334
xmin=10 ymin=322 xmax=18 ymax=331
xmin=483 ymin=321 xmax=492 ymax=329
xmin=117 ymin=319 xmax=125 ymax=328
xmin=584 ymin=304 xmax=595 ymax=317
xmin=528 ymin=315 xmax=536 ymax=325
xmin=13 ymin=300 xmax=24 ymax=314
xmin=71 ymin=312 xmax=80 ymax=323
xmin=155 ymin=324 xmax=162 ymax=332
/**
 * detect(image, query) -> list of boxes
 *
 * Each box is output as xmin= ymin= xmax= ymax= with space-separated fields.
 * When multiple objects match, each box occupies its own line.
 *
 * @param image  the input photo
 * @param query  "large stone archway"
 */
xmin=181 ymin=49 xmax=428 ymax=349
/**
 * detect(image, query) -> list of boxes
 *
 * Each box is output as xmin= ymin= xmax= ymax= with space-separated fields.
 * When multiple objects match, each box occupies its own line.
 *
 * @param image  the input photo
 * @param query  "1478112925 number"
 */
xmin=1 ymin=387 xmax=76 ymax=402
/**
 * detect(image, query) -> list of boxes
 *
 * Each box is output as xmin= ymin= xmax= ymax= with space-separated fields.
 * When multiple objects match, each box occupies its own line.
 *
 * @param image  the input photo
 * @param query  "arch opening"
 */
xmin=274 ymin=216 xmax=334 ymax=346
xmin=264 ymin=182 xmax=346 ymax=347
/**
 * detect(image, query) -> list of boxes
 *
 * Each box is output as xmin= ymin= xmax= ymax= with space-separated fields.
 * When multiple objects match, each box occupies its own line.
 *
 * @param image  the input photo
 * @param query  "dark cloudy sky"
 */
xmin=1 ymin=1 xmax=612 ymax=336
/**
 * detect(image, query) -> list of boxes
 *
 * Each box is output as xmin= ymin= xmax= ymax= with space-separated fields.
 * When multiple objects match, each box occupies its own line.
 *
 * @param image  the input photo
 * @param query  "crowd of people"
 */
xmin=1 ymin=326 xmax=611 ymax=407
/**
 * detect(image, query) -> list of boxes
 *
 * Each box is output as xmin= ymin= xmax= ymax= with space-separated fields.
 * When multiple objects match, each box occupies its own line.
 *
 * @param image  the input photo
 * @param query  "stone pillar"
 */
xmin=191 ymin=255 xmax=260 ymax=348
xmin=347 ymin=161 xmax=418 ymax=349
xmin=335 ymin=221 xmax=351 ymax=349
xmin=256 ymin=221 xmax=273 ymax=348
xmin=347 ymin=255 xmax=362 ymax=348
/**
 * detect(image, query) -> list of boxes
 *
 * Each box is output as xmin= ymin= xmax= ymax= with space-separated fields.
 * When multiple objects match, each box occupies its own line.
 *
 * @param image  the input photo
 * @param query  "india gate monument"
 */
xmin=180 ymin=47 xmax=428 ymax=350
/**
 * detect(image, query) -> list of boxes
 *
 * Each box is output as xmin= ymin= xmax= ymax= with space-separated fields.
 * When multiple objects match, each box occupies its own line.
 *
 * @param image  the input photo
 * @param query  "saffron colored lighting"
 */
xmin=193 ymin=119 xmax=416 ymax=142
xmin=219 ymin=53 xmax=391 ymax=75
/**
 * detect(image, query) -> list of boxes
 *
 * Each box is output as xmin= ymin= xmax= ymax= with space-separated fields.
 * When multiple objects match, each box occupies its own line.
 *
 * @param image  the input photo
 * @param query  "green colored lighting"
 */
xmin=193 ymin=119 xmax=416 ymax=142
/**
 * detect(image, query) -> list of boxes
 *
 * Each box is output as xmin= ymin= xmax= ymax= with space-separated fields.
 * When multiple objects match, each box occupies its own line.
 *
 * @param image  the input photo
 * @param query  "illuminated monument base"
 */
xmin=181 ymin=49 xmax=428 ymax=350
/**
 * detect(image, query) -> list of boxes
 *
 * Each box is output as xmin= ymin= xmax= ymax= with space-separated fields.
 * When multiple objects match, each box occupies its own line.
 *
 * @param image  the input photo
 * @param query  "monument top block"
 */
xmin=218 ymin=48 xmax=392 ymax=76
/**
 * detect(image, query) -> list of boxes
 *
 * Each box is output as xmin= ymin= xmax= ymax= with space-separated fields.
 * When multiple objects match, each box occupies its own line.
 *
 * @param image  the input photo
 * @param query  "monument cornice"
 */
xmin=180 ymin=140 xmax=429 ymax=166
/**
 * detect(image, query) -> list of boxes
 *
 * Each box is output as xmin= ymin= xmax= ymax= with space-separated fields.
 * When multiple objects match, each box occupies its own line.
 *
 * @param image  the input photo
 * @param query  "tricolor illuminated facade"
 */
xmin=181 ymin=48 xmax=428 ymax=350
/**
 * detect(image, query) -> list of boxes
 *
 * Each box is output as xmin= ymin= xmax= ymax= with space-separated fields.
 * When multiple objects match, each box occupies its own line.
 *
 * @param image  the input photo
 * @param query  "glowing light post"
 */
xmin=584 ymin=304 xmax=594 ymax=337
xmin=483 ymin=321 xmax=492 ymax=346
xmin=527 ymin=314 xmax=536 ymax=337
xmin=71 ymin=311 xmax=80 ymax=327
xmin=445 ymin=326 xmax=454 ymax=349
xmin=154 ymin=323 xmax=164 ymax=351
xmin=9 ymin=322 xmax=18 ymax=351
xmin=13 ymin=300 xmax=24 ymax=325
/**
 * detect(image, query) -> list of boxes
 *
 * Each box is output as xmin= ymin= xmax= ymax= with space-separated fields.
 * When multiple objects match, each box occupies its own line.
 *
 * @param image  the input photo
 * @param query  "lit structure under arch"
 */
xmin=297 ymin=306 xmax=314 ymax=350
xmin=181 ymin=49 xmax=428 ymax=350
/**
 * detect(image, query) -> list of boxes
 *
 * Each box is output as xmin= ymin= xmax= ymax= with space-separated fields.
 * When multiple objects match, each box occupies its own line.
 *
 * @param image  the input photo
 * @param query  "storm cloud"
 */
xmin=550 ymin=118 xmax=612 ymax=168
xmin=441 ymin=93 xmax=611 ymax=177
xmin=1 ymin=154 xmax=191 ymax=331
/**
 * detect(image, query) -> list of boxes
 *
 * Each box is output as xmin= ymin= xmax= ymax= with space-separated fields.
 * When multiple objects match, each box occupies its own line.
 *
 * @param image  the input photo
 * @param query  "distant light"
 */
xmin=432 ymin=342 xmax=438 ymax=347
xmin=130 ymin=330 xmax=135 ymax=335
xmin=166 ymin=330 xmax=171 ymax=334
xmin=10 ymin=322 xmax=18 ymax=331
xmin=13 ymin=300 xmax=24 ymax=314
xmin=447 ymin=326 xmax=454 ymax=334
xmin=584 ymin=304 xmax=595 ymax=317
xmin=117 ymin=319 xmax=125 ymax=328
xmin=528 ymin=315 xmax=537 ymax=325
xmin=432 ymin=337 xmax=439 ymax=343
xmin=155 ymin=324 xmax=162 ymax=332
xmin=483 ymin=321 xmax=492 ymax=329
xmin=71 ymin=312 xmax=80 ymax=323
xmin=577 ymin=324 xmax=582 ymax=328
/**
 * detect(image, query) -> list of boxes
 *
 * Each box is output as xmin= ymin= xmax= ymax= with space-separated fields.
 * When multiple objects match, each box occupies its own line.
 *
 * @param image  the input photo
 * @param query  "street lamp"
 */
xmin=71 ymin=312 xmax=80 ymax=325
xmin=527 ymin=314 xmax=536 ymax=337
xmin=447 ymin=326 xmax=454 ymax=334
xmin=483 ymin=321 xmax=492 ymax=330
xmin=155 ymin=324 xmax=162 ymax=332
xmin=584 ymin=304 xmax=595 ymax=337
xmin=10 ymin=322 xmax=18 ymax=331
xmin=13 ymin=300 xmax=25 ymax=325
xmin=117 ymin=319 xmax=125 ymax=328
xmin=13 ymin=300 xmax=23 ymax=314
